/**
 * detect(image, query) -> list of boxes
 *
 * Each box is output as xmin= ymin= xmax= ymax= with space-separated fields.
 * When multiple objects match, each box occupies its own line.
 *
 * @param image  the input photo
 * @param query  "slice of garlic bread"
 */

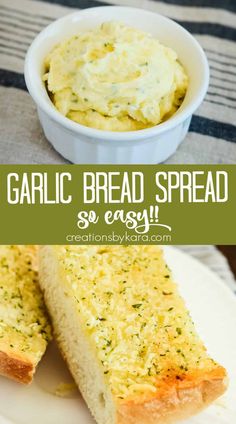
xmin=0 ymin=245 xmax=52 ymax=384
xmin=39 ymin=245 xmax=227 ymax=424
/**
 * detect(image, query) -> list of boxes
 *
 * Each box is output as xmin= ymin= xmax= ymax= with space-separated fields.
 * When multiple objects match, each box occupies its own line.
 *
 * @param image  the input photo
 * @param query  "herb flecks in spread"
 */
xmin=44 ymin=22 xmax=188 ymax=131
xmin=56 ymin=245 xmax=217 ymax=399
xmin=0 ymin=246 xmax=51 ymax=361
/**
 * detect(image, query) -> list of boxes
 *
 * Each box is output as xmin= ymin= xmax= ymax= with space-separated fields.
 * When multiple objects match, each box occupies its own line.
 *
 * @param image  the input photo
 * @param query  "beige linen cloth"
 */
xmin=0 ymin=0 xmax=236 ymax=163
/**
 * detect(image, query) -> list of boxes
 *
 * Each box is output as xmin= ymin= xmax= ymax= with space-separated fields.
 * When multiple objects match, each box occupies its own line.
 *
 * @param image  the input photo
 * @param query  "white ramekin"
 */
xmin=24 ymin=6 xmax=209 ymax=164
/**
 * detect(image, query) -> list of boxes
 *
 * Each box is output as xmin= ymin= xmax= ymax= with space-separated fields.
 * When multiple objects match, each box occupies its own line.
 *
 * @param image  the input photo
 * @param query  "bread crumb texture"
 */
xmin=56 ymin=245 xmax=223 ymax=401
xmin=0 ymin=245 xmax=52 ymax=365
xmin=54 ymin=382 xmax=78 ymax=398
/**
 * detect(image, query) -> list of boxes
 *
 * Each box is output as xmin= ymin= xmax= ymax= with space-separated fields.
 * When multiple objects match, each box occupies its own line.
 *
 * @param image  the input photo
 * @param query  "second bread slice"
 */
xmin=0 ymin=245 xmax=52 ymax=384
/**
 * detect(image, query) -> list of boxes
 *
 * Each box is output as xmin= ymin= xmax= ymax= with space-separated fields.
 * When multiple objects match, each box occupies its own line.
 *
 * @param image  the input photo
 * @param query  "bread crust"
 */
xmin=0 ymin=350 xmax=34 ymax=384
xmin=117 ymin=368 xmax=227 ymax=424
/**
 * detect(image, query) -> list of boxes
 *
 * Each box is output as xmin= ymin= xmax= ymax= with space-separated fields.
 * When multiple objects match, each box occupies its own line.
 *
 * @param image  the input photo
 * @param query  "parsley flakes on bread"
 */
xmin=39 ymin=245 xmax=227 ymax=424
xmin=0 ymin=245 xmax=51 ymax=384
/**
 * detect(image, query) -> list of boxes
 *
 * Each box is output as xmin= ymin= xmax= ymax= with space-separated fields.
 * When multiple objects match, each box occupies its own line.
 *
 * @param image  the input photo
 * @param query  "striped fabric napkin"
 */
xmin=0 ymin=0 xmax=235 ymax=163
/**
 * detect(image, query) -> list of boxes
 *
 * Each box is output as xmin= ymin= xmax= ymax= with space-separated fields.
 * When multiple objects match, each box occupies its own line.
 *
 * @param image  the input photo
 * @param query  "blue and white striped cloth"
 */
xmin=0 ymin=0 xmax=236 ymax=163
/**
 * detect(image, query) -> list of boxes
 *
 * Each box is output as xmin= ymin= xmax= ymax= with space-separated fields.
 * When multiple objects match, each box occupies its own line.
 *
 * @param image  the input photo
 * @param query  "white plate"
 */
xmin=0 ymin=246 xmax=236 ymax=424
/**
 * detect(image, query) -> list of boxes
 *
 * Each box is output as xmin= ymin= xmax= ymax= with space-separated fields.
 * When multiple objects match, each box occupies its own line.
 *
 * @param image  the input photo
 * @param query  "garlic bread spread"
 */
xmin=0 ymin=245 xmax=51 ymax=365
xmin=54 ymin=245 xmax=220 ymax=399
xmin=44 ymin=22 xmax=188 ymax=131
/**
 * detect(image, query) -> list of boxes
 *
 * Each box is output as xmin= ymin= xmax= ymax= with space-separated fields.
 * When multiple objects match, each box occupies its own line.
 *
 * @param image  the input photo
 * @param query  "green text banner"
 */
xmin=0 ymin=165 xmax=235 ymax=245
